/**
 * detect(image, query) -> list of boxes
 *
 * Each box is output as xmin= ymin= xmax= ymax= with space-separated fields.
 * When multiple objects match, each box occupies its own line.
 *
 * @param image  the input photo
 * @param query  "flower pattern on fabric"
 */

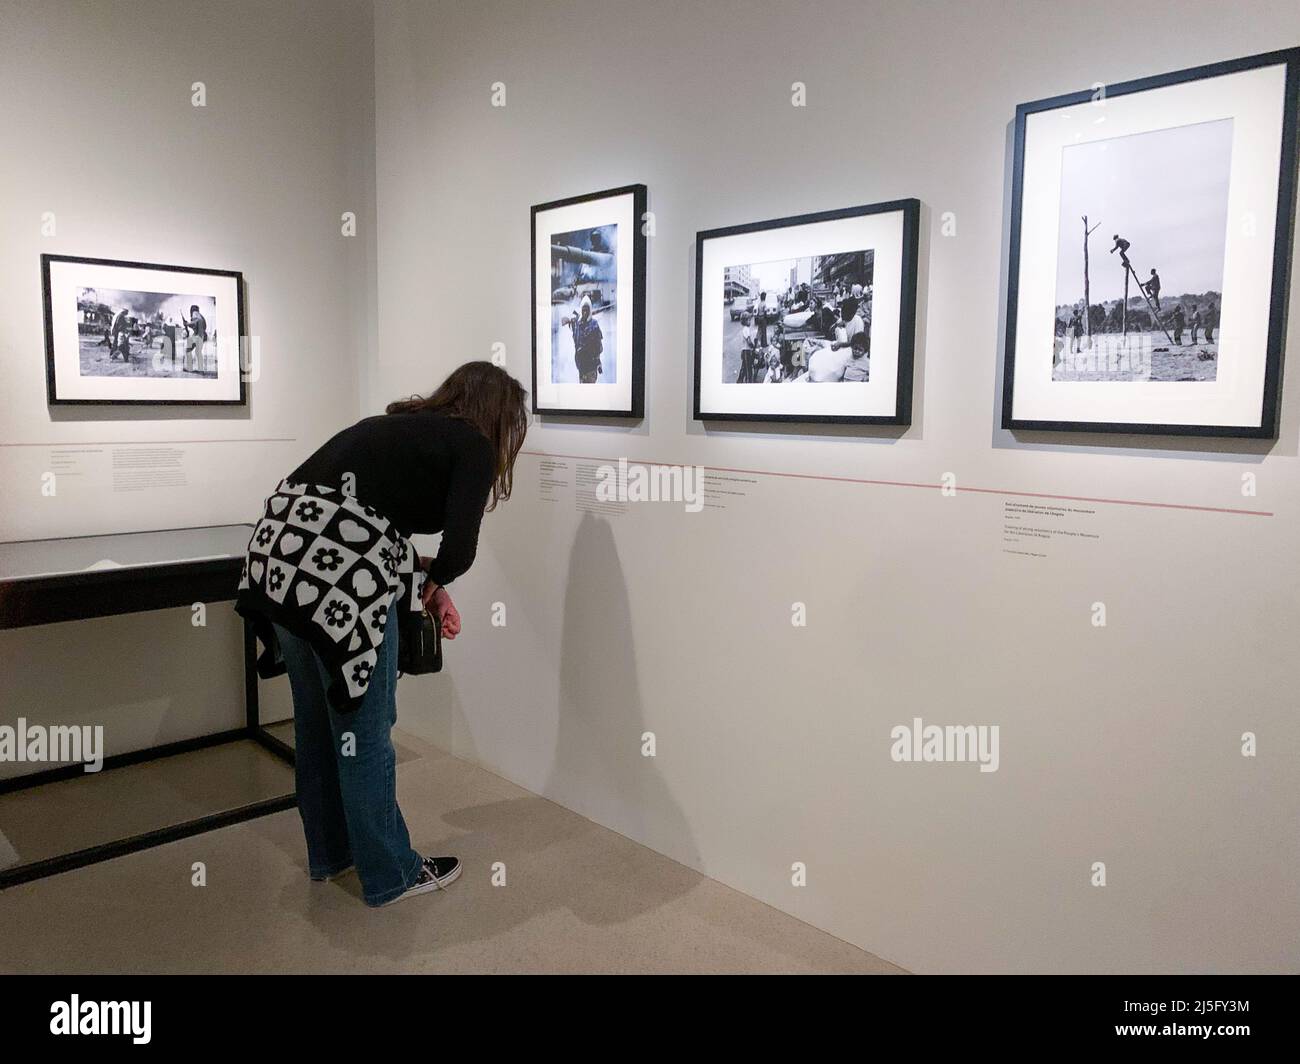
xmin=239 ymin=477 xmax=418 ymax=713
xmin=312 ymin=546 xmax=344 ymax=572
xmin=323 ymin=599 xmax=353 ymax=628
xmin=377 ymin=545 xmax=400 ymax=579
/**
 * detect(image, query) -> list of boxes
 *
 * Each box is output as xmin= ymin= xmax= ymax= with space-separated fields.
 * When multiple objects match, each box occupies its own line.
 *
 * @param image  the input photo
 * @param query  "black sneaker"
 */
xmin=382 ymin=856 xmax=461 ymax=906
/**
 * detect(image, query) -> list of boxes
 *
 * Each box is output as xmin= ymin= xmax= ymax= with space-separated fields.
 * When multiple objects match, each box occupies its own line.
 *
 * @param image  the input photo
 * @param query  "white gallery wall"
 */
xmin=373 ymin=0 xmax=1300 ymax=972
xmin=0 ymin=0 xmax=376 ymax=766
xmin=2 ymin=0 xmax=1296 ymax=974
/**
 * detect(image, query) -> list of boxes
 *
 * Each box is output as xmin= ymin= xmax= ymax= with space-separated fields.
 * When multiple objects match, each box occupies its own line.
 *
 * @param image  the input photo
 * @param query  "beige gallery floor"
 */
xmin=0 ymin=729 xmax=904 ymax=974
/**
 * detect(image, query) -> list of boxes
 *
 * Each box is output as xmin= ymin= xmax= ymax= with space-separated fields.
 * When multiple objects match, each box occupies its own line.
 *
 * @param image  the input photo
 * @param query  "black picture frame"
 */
xmin=42 ymin=253 xmax=248 ymax=406
xmin=530 ymin=184 xmax=647 ymax=418
xmin=1001 ymin=47 xmax=1300 ymax=438
xmin=692 ymin=198 xmax=920 ymax=425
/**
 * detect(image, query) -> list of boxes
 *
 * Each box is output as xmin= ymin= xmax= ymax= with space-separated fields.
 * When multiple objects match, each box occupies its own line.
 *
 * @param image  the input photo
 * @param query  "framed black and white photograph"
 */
xmin=1002 ymin=48 xmax=1300 ymax=437
xmin=694 ymin=199 xmax=919 ymax=424
xmin=531 ymin=184 xmax=646 ymax=417
xmin=43 ymin=254 xmax=246 ymax=405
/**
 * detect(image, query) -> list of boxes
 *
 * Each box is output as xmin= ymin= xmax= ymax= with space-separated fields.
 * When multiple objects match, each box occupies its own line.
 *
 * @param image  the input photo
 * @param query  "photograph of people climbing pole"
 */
xmin=1002 ymin=48 xmax=1296 ymax=437
xmin=1051 ymin=119 xmax=1231 ymax=383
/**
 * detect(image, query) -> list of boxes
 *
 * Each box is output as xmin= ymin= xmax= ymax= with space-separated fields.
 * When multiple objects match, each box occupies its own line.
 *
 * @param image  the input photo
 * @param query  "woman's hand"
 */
xmin=432 ymin=586 xmax=461 ymax=639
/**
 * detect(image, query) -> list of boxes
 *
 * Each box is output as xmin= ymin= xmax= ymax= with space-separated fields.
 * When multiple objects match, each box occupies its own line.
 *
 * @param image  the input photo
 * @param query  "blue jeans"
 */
xmin=273 ymin=618 xmax=422 ymax=906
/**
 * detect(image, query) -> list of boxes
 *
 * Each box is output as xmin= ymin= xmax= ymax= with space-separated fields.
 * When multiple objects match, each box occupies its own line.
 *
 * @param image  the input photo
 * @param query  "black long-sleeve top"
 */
xmin=289 ymin=411 xmax=496 ymax=586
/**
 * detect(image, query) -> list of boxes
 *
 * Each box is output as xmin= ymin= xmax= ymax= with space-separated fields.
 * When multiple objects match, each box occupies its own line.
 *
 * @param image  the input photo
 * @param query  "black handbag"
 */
xmin=398 ymin=606 xmax=442 ymax=675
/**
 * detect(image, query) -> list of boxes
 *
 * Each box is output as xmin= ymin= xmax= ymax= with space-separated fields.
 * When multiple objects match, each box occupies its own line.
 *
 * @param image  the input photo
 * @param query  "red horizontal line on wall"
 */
xmin=0 ymin=438 xmax=295 ymax=446
xmin=520 ymin=449 xmax=1273 ymax=518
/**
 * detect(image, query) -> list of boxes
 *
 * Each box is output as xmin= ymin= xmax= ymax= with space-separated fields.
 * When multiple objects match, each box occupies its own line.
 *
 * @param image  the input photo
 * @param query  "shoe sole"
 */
xmin=381 ymin=861 xmax=462 ymax=906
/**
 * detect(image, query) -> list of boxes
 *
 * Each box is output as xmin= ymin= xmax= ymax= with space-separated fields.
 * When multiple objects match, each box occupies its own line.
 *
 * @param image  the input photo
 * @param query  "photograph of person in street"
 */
xmin=550 ymin=223 xmax=618 ymax=384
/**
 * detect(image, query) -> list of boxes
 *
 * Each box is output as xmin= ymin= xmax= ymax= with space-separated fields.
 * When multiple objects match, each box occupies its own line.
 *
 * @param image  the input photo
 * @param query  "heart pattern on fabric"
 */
xmin=243 ymin=477 xmax=424 ymax=714
xmin=338 ymin=519 xmax=369 ymax=544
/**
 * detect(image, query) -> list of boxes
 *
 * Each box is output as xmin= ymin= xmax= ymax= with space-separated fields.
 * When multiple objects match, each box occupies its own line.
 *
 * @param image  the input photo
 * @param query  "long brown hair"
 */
xmin=386 ymin=362 xmax=528 ymax=510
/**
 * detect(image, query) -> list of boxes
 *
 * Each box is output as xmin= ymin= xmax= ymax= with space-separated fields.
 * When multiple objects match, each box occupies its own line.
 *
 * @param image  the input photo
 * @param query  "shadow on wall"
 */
xmin=284 ymin=514 xmax=705 ymax=961
xmin=545 ymin=511 xmax=702 ymax=921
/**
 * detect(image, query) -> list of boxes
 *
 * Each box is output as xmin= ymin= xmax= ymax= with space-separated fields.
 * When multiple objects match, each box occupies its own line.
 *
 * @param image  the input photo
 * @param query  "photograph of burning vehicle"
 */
xmin=550 ymin=223 xmax=618 ymax=384
xmin=721 ymin=250 xmax=873 ymax=384
xmin=75 ymin=287 xmax=218 ymax=379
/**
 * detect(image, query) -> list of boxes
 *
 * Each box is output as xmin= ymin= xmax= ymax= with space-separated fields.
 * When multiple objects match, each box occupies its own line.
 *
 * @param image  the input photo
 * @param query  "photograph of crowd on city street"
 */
xmin=694 ymin=199 xmax=919 ymax=425
xmin=43 ymin=255 xmax=246 ymax=405
xmin=721 ymin=250 xmax=873 ymax=385
xmin=550 ymin=223 xmax=618 ymax=386
xmin=531 ymin=185 xmax=646 ymax=417
xmin=1052 ymin=119 xmax=1231 ymax=383
xmin=1003 ymin=49 xmax=1299 ymax=437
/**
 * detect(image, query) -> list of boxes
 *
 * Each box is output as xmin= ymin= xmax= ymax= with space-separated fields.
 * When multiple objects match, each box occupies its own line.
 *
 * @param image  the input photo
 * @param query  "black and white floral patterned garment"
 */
xmin=236 ymin=477 xmax=424 ymax=712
